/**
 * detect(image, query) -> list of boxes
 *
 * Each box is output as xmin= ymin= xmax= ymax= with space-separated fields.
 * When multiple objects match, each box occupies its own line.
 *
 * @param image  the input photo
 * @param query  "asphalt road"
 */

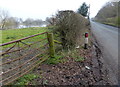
xmin=91 ymin=21 xmax=119 ymax=85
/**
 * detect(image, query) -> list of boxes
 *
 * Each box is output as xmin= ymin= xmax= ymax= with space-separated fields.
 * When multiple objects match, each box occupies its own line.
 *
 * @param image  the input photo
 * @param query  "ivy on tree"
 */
xmin=77 ymin=2 xmax=89 ymax=17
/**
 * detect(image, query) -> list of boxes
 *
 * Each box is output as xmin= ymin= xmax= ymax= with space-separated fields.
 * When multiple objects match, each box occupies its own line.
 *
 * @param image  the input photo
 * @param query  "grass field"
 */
xmin=1 ymin=27 xmax=48 ymax=44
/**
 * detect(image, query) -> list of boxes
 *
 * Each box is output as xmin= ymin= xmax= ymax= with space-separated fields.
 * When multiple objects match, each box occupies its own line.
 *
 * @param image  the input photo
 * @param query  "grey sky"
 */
xmin=0 ymin=0 xmax=113 ymax=21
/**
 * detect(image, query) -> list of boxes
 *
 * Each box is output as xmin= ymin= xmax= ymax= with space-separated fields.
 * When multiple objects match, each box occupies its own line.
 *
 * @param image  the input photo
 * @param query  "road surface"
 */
xmin=91 ymin=21 xmax=119 ymax=85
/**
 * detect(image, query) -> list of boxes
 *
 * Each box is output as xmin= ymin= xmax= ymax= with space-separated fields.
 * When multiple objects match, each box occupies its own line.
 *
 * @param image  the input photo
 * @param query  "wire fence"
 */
xmin=0 ymin=32 xmax=51 ymax=85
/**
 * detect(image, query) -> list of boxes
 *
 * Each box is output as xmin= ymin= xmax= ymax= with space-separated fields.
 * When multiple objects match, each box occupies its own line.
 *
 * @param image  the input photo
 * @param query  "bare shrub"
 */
xmin=54 ymin=10 xmax=88 ymax=50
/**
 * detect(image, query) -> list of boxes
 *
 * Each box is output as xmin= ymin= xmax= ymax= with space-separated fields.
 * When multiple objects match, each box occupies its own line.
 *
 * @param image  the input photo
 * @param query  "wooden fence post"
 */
xmin=47 ymin=33 xmax=55 ymax=58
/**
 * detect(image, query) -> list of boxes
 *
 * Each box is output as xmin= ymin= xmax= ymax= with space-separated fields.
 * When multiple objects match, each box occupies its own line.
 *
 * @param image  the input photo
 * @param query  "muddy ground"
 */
xmin=28 ymin=44 xmax=111 ymax=86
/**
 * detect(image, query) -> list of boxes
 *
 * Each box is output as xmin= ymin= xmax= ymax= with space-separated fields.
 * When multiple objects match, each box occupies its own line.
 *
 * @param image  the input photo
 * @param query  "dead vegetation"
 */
xmin=28 ymin=45 xmax=110 ymax=85
xmin=53 ymin=10 xmax=89 ymax=50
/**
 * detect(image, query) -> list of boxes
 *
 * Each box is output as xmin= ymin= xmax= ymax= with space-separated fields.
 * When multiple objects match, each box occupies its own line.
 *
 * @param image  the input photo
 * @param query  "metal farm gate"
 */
xmin=0 ymin=32 xmax=55 ymax=85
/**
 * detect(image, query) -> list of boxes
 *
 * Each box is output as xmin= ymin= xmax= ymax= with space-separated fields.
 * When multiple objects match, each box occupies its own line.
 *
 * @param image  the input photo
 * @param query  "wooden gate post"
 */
xmin=47 ymin=33 xmax=55 ymax=58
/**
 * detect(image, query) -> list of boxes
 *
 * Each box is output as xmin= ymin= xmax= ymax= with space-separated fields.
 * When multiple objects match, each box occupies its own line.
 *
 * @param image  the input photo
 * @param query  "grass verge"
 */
xmin=44 ymin=54 xmax=66 ymax=64
xmin=13 ymin=74 xmax=39 ymax=85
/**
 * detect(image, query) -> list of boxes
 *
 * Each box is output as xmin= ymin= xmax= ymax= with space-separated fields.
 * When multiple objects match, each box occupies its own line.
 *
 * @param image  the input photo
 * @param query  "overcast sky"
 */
xmin=0 ymin=0 xmax=116 ymax=21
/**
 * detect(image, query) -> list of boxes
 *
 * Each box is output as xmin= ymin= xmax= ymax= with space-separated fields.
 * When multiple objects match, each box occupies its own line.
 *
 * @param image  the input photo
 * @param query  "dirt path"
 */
xmin=28 ymin=44 xmax=111 ymax=85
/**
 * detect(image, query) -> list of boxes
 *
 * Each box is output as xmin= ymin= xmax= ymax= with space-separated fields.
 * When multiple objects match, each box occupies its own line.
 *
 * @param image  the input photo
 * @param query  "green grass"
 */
xmin=74 ymin=56 xmax=85 ymax=62
xmin=1 ymin=27 xmax=49 ymax=49
xmin=95 ymin=16 xmax=120 ymax=28
xmin=61 ymin=49 xmax=85 ymax=62
xmin=106 ymin=16 xmax=120 ymax=27
xmin=1 ymin=27 xmax=48 ymax=44
xmin=44 ymin=54 xmax=66 ymax=64
xmin=70 ymin=50 xmax=85 ymax=62
xmin=13 ymin=74 xmax=39 ymax=85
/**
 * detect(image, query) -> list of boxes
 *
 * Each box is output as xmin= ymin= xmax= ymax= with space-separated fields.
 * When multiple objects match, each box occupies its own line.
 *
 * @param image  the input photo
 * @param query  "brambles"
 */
xmin=55 ymin=10 xmax=89 ymax=50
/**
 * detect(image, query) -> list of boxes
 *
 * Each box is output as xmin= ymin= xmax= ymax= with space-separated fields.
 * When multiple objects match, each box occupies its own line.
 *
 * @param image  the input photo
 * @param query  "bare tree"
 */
xmin=4 ymin=17 xmax=19 ymax=29
xmin=23 ymin=18 xmax=44 ymax=27
xmin=0 ymin=8 xmax=10 ymax=30
xmin=33 ymin=19 xmax=43 ymax=26
xmin=45 ymin=16 xmax=56 ymax=26
xmin=23 ymin=18 xmax=34 ymax=27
